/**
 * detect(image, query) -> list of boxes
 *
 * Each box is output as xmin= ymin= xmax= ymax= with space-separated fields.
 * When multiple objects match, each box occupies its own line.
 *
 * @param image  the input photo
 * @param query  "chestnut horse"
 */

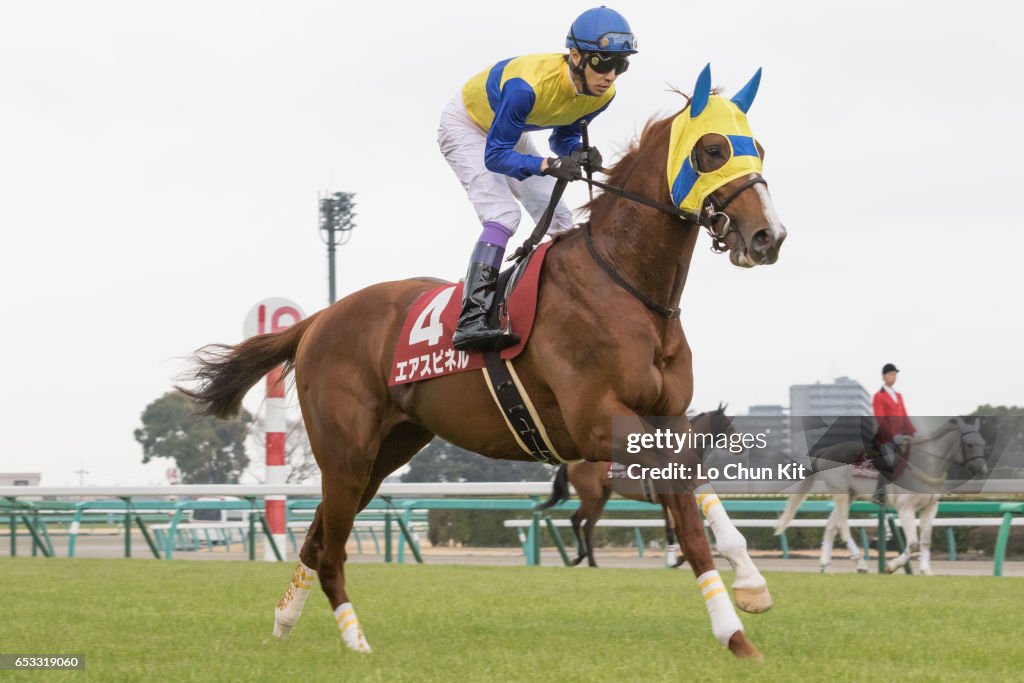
xmin=537 ymin=407 xmax=733 ymax=568
xmin=181 ymin=66 xmax=785 ymax=659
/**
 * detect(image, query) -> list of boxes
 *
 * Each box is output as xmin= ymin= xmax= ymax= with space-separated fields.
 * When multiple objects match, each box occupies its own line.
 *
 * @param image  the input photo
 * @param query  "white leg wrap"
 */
xmin=844 ymin=538 xmax=861 ymax=561
xmin=820 ymin=538 xmax=834 ymax=566
xmin=273 ymin=562 xmax=317 ymax=639
xmin=697 ymin=570 xmax=743 ymax=646
xmin=665 ymin=545 xmax=678 ymax=568
xmin=919 ymin=544 xmax=932 ymax=573
xmin=335 ymin=602 xmax=372 ymax=653
xmin=695 ymin=486 xmax=765 ymax=590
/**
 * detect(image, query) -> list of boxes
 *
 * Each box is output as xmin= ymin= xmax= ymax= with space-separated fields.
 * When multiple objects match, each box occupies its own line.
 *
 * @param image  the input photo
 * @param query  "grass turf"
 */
xmin=1 ymin=558 xmax=1021 ymax=682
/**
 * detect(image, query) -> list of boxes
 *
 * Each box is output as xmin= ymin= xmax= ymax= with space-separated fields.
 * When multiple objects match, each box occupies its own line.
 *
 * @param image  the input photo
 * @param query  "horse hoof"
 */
xmin=272 ymin=621 xmax=293 ymax=640
xmin=727 ymin=631 xmax=765 ymax=663
xmin=819 ymin=563 xmax=829 ymax=574
xmin=733 ymin=585 xmax=773 ymax=614
xmin=857 ymin=567 xmax=869 ymax=574
xmin=341 ymin=636 xmax=372 ymax=654
xmin=885 ymin=562 xmax=899 ymax=575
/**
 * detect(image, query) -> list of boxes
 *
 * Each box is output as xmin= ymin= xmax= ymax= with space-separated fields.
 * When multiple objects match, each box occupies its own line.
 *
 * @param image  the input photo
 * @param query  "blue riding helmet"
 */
xmin=565 ymin=6 xmax=638 ymax=55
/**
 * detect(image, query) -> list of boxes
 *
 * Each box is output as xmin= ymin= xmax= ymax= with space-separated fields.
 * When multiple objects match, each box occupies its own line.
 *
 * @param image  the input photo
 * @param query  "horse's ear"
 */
xmin=718 ymin=401 xmax=728 ymax=414
xmin=972 ymin=418 xmax=981 ymax=428
xmin=955 ymin=417 xmax=966 ymax=428
xmin=691 ymin=63 xmax=712 ymax=118
xmin=730 ymin=67 xmax=762 ymax=114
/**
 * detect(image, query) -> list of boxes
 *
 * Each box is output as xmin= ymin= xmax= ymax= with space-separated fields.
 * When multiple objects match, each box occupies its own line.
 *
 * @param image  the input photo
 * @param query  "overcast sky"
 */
xmin=2 ymin=1 xmax=1021 ymax=485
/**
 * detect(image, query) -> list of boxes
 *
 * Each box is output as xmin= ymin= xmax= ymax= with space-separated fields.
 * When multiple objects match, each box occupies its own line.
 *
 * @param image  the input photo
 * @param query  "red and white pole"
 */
xmin=245 ymin=298 xmax=304 ymax=562
xmin=264 ymin=365 xmax=288 ymax=561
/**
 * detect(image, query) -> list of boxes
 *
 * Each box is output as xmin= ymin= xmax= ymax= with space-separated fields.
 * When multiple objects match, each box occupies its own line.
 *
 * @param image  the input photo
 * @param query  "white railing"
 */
xmin=0 ymin=482 xmax=556 ymax=499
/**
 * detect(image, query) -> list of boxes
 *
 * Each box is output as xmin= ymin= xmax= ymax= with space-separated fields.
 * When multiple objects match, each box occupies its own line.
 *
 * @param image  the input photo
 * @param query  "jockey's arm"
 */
xmin=483 ymin=80 xmax=545 ymax=180
xmin=547 ymin=97 xmax=613 ymax=158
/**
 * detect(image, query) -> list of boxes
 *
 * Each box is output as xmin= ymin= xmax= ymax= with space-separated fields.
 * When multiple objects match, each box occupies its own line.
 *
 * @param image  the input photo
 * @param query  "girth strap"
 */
xmin=481 ymin=352 xmax=568 ymax=465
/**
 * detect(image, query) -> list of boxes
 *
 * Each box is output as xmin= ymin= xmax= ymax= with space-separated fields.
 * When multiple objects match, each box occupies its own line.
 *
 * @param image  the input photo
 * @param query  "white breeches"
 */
xmin=437 ymin=94 xmax=574 ymax=235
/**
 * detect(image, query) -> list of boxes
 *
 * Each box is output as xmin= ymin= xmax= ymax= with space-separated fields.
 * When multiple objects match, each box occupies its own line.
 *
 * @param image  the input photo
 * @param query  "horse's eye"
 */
xmin=707 ymin=146 xmax=721 ymax=157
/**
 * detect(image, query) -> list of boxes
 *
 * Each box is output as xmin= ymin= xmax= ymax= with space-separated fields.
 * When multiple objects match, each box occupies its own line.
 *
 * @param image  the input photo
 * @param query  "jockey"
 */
xmin=870 ymin=363 xmax=917 ymax=504
xmin=438 ymin=7 xmax=638 ymax=351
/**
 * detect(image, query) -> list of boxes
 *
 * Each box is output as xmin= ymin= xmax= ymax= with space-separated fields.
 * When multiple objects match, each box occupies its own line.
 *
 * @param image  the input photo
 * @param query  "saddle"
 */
xmin=388 ymin=241 xmax=553 ymax=386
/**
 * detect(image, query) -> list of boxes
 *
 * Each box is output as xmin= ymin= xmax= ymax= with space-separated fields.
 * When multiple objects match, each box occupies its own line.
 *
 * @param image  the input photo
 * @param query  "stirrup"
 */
xmin=453 ymin=327 xmax=520 ymax=352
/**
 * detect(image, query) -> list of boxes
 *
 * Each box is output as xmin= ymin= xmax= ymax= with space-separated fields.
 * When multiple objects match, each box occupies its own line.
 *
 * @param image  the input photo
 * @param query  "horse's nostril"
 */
xmin=751 ymin=229 xmax=772 ymax=253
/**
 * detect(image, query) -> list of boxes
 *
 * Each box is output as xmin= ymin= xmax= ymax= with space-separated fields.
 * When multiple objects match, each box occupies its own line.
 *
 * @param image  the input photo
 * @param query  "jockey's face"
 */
xmin=569 ymin=50 xmax=621 ymax=96
xmin=883 ymin=371 xmax=898 ymax=387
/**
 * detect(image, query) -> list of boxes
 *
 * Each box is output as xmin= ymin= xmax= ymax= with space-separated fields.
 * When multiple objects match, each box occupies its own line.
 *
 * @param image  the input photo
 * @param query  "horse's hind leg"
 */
xmin=819 ymin=499 xmax=844 ymax=572
xmin=662 ymin=505 xmax=685 ymax=568
xmin=272 ymin=505 xmax=325 ymax=639
xmin=694 ymin=484 xmax=772 ymax=613
xmin=583 ymin=489 xmax=611 ymax=567
xmin=569 ymin=510 xmax=587 ymax=565
xmin=663 ymin=493 xmax=762 ymax=661
xmin=272 ymin=421 xmax=428 ymax=643
xmin=315 ymin=419 xmax=432 ymax=652
xmin=832 ymin=495 xmax=868 ymax=573
xmin=916 ymin=498 xmax=938 ymax=575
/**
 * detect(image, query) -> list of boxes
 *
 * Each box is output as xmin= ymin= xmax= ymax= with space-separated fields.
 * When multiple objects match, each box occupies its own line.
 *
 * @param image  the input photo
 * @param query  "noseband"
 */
xmin=701 ymin=177 xmax=768 ymax=254
xmin=578 ymin=174 xmax=768 ymax=316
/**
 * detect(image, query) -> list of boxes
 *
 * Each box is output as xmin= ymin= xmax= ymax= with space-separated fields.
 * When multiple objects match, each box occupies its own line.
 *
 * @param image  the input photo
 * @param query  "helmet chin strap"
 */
xmin=567 ymin=28 xmax=597 ymax=97
xmin=568 ymin=52 xmax=596 ymax=97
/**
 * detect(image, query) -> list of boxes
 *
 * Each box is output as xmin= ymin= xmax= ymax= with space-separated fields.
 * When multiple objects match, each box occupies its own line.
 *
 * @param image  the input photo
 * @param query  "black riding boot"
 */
xmin=452 ymin=260 xmax=520 ymax=351
xmin=872 ymin=442 xmax=897 ymax=506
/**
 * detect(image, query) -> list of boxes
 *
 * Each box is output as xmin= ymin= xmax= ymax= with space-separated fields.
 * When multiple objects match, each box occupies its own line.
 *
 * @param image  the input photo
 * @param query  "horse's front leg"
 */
xmin=561 ymin=397 xmax=764 ymax=657
xmin=917 ymin=497 xmax=939 ymax=575
xmin=663 ymin=493 xmax=762 ymax=661
xmin=887 ymin=498 xmax=920 ymax=574
xmin=694 ymin=484 xmax=772 ymax=612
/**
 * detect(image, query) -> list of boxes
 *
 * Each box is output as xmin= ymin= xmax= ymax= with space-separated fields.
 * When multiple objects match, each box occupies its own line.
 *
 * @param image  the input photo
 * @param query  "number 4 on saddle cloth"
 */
xmin=389 ymin=241 xmax=566 ymax=464
xmin=389 ymin=240 xmax=553 ymax=386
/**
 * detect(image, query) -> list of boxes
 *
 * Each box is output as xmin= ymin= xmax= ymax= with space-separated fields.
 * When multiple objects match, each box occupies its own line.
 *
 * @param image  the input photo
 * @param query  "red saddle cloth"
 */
xmin=388 ymin=241 xmax=554 ymax=386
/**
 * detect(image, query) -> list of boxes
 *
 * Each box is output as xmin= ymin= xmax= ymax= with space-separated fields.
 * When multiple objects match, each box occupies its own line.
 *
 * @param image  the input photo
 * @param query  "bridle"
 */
xmin=578 ymin=173 xmax=767 ymax=252
xmin=903 ymin=425 xmax=986 ymax=487
xmin=578 ymin=172 xmax=768 ymax=318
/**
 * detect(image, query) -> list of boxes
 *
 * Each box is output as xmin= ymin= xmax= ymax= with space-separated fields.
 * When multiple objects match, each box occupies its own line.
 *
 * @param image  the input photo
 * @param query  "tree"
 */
xmin=966 ymin=405 xmax=1024 ymax=478
xmin=250 ymin=415 xmax=320 ymax=484
xmin=135 ymin=391 xmax=252 ymax=484
xmin=401 ymin=438 xmax=553 ymax=483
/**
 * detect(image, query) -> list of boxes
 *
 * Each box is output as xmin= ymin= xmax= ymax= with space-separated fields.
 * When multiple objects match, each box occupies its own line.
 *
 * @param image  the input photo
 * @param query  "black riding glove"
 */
xmin=571 ymin=146 xmax=604 ymax=173
xmin=543 ymin=156 xmax=583 ymax=181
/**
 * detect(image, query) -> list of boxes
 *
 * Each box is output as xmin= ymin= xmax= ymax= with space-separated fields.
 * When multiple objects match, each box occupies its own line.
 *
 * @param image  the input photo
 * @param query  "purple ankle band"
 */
xmin=479 ymin=221 xmax=513 ymax=249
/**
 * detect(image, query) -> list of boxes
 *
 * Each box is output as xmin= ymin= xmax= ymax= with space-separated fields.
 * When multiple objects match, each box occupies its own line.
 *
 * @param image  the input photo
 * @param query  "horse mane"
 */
xmin=583 ymin=87 xmax=710 ymax=221
xmin=912 ymin=421 xmax=960 ymax=444
xmin=583 ymin=113 xmax=678 ymax=220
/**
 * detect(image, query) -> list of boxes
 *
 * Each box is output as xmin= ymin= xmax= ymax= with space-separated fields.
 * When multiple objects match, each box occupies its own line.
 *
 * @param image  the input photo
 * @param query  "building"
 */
xmin=789 ymin=376 xmax=872 ymax=417
xmin=0 ymin=472 xmax=40 ymax=486
xmin=742 ymin=404 xmax=791 ymax=464
xmin=789 ymin=377 xmax=873 ymax=458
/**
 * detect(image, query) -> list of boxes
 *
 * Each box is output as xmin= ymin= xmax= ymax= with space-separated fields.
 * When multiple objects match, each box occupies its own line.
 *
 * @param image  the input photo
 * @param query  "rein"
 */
xmin=576 ymin=172 xmax=767 ymax=318
xmin=903 ymin=428 xmax=986 ymax=487
xmin=506 ymin=147 xmax=767 ymax=320
xmin=582 ymin=221 xmax=680 ymax=318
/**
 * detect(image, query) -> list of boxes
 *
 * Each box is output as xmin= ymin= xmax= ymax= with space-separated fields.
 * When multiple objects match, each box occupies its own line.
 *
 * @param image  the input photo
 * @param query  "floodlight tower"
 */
xmin=319 ymin=192 xmax=356 ymax=305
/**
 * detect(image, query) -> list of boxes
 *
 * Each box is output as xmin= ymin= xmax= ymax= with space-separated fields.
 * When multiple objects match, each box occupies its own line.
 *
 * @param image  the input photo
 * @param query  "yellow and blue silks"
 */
xmin=667 ymin=64 xmax=764 ymax=214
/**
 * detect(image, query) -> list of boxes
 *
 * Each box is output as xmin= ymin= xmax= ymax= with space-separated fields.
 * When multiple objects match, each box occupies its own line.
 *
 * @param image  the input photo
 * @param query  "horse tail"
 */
xmin=177 ymin=312 xmax=321 ymax=419
xmin=773 ymin=475 xmax=815 ymax=534
xmin=534 ymin=464 xmax=570 ymax=511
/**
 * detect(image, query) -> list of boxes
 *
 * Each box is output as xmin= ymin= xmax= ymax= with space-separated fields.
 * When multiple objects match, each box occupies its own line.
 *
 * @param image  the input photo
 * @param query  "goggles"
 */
xmin=585 ymin=52 xmax=630 ymax=75
xmin=594 ymin=31 xmax=636 ymax=53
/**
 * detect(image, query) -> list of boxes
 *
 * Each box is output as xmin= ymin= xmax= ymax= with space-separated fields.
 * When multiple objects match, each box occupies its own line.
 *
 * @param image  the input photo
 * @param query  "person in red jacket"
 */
xmin=871 ymin=363 xmax=917 ymax=504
